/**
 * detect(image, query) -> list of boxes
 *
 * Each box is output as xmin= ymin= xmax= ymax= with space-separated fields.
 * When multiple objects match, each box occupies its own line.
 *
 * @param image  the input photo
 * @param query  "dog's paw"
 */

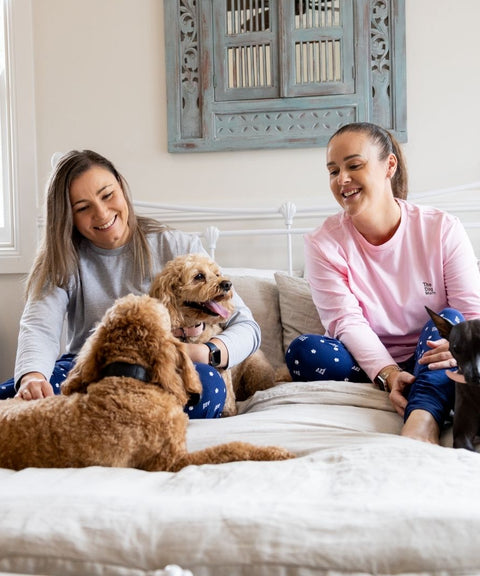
xmin=257 ymin=446 xmax=295 ymax=461
xmin=273 ymin=447 xmax=296 ymax=460
xmin=274 ymin=364 xmax=292 ymax=383
xmin=220 ymin=404 xmax=238 ymax=417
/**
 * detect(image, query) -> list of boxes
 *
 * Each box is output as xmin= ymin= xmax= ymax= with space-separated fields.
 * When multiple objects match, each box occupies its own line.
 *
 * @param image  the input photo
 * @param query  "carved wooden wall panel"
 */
xmin=164 ymin=0 xmax=406 ymax=152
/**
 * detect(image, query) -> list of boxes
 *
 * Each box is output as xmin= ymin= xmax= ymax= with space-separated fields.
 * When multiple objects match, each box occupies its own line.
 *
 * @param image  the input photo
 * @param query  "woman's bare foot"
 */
xmin=401 ymin=409 xmax=440 ymax=444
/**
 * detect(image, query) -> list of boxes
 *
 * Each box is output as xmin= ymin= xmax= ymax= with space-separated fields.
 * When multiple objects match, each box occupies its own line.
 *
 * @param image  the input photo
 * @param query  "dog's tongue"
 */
xmin=205 ymin=300 xmax=230 ymax=318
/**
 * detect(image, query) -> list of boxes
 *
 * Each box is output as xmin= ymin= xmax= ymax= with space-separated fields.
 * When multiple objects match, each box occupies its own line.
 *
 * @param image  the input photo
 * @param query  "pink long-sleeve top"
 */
xmin=305 ymin=199 xmax=480 ymax=382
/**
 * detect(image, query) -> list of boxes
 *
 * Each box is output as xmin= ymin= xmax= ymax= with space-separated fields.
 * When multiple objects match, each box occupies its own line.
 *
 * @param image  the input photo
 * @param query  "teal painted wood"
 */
xmin=164 ymin=0 xmax=407 ymax=153
xmin=389 ymin=0 xmax=407 ymax=139
xmin=213 ymin=0 xmax=280 ymax=101
xmin=282 ymin=0 xmax=356 ymax=97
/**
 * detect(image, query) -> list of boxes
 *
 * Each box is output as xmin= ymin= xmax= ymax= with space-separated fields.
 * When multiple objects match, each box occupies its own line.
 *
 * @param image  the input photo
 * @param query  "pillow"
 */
xmin=274 ymin=271 xmax=325 ymax=353
xmin=228 ymin=274 xmax=285 ymax=369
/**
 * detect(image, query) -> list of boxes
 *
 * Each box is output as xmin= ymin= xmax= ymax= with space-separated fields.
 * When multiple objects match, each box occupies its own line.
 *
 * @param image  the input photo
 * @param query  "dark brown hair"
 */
xmin=329 ymin=122 xmax=408 ymax=199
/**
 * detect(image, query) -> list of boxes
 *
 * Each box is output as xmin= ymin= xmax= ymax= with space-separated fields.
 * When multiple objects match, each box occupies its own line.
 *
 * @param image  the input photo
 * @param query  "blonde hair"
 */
xmin=329 ymin=122 xmax=408 ymax=199
xmin=26 ymin=150 xmax=167 ymax=300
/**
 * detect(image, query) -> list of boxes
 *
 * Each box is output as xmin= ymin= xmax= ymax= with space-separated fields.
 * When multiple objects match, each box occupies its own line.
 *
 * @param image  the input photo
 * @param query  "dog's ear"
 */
xmin=425 ymin=306 xmax=455 ymax=340
xmin=149 ymin=272 xmax=182 ymax=327
xmin=61 ymin=325 xmax=106 ymax=395
xmin=150 ymin=337 xmax=202 ymax=405
xmin=173 ymin=339 xmax=204 ymax=398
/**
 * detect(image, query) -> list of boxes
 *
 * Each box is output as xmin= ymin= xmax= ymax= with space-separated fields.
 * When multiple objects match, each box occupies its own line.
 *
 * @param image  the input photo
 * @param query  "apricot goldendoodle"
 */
xmin=0 ymin=294 xmax=293 ymax=470
xmin=149 ymin=254 xmax=279 ymax=416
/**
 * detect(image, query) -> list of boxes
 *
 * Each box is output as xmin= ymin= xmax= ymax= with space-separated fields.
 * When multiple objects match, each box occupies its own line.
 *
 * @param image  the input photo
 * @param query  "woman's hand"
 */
xmin=15 ymin=372 xmax=54 ymax=401
xmin=184 ymin=339 xmax=229 ymax=368
xmin=184 ymin=343 xmax=210 ymax=364
xmin=388 ymin=370 xmax=415 ymax=417
xmin=417 ymin=338 xmax=457 ymax=371
xmin=387 ymin=339 xmax=456 ymax=417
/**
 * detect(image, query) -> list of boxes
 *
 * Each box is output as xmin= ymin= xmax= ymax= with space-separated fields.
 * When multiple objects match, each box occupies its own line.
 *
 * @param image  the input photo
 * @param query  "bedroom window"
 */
xmin=0 ymin=0 xmax=37 ymax=273
xmin=0 ymin=3 xmax=10 ymax=244
xmin=164 ymin=0 xmax=406 ymax=152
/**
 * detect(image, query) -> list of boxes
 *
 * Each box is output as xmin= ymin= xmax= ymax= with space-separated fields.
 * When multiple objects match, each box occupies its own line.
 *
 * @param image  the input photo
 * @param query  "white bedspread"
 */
xmin=1 ymin=381 xmax=480 ymax=576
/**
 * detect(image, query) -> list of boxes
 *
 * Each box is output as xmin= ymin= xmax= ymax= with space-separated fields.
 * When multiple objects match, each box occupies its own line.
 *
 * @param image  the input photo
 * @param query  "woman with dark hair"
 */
xmin=1 ymin=150 xmax=261 ymax=418
xmin=286 ymin=122 xmax=480 ymax=443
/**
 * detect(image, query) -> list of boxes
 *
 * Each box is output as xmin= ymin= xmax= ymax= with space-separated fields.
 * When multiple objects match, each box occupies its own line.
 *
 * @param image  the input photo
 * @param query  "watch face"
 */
xmin=206 ymin=343 xmax=221 ymax=367
xmin=210 ymin=348 xmax=221 ymax=367
xmin=375 ymin=374 xmax=387 ymax=391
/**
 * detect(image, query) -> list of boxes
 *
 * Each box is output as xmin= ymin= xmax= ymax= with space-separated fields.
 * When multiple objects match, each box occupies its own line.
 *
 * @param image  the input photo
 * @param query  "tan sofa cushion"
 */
xmin=274 ymin=272 xmax=325 ymax=353
xmin=229 ymin=273 xmax=285 ymax=368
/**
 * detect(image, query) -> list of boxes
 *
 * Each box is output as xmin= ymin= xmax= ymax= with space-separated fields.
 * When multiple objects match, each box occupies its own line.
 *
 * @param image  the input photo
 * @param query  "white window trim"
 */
xmin=0 ymin=0 xmax=37 ymax=273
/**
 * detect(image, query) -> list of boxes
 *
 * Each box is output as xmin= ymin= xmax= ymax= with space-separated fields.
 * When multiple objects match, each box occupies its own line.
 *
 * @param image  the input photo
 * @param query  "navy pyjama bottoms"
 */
xmin=285 ymin=308 xmax=464 ymax=427
xmin=0 ymin=354 xmax=226 ymax=419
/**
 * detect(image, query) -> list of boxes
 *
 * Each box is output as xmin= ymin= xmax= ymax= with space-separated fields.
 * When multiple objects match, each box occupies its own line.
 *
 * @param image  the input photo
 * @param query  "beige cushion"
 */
xmin=274 ymin=272 xmax=325 ymax=353
xmin=229 ymin=274 xmax=285 ymax=368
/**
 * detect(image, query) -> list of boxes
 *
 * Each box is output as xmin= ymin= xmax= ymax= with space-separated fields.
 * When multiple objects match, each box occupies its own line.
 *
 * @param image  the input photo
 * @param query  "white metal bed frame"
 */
xmin=134 ymin=181 xmax=480 ymax=275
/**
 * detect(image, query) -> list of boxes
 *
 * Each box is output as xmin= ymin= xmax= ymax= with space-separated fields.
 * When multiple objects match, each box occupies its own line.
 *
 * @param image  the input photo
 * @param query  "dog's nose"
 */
xmin=220 ymin=280 xmax=232 ymax=292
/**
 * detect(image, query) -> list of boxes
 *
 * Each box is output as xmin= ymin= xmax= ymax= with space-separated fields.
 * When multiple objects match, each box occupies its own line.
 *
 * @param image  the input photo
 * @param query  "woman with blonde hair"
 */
xmin=1 ymin=150 xmax=260 ymax=418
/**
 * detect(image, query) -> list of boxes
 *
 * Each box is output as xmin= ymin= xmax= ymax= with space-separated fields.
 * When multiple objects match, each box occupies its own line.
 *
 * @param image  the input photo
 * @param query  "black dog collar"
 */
xmin=102 ymin=362 xmax=200 ymax=408
xmin=101 ymin=362 xmax=151 ymax=383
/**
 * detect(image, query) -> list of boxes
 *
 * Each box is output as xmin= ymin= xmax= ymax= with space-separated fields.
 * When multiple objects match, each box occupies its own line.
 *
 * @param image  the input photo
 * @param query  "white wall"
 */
xmin=1 ymin=0 xmax=479 ymax=380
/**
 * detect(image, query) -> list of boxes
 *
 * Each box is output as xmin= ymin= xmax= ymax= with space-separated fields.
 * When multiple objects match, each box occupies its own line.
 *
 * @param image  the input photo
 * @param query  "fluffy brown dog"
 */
xmin=0 ymin=294 xmax=293 ymax=470
xmin=149 ymin=254 xmax=278 ymax=416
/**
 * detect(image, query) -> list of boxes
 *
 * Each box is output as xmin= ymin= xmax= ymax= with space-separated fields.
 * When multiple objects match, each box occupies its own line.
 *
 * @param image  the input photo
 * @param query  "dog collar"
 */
xmin=172 ymin=323 xmax=205 ymax=341
xmin=101 ymin=362 xmax=151 ymax=383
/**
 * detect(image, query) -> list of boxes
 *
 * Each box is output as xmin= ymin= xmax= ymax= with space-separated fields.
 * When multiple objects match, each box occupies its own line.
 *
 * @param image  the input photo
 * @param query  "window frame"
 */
xmin=164 ymin=0 xmax=406 ymax=153
xmin=0 ymin=0 xmax=37 ymax=274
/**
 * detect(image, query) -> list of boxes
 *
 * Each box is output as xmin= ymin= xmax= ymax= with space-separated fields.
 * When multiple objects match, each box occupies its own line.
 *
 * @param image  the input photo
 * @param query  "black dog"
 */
xmin=426 ymin=306 xmax=480 ymax=451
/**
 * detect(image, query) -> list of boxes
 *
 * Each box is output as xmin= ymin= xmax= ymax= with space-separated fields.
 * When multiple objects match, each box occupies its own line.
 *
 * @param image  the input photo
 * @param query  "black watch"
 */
xmin=205 ymin=342 xmax=221 ymax=367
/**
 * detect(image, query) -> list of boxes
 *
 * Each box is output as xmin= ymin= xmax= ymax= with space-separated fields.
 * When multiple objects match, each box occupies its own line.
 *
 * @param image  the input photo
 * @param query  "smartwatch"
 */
xmin=205 ymin=342 xmax=221 ymax=367
xmin=375 ymin=365 xmax=402 ymax=392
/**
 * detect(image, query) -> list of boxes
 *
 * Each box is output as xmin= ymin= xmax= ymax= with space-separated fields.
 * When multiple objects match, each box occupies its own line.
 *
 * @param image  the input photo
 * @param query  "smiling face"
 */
xmin=69 ymin=166 xmax=131 ymax=249
xmin=326 ymin=131 xmax=397 ymax=219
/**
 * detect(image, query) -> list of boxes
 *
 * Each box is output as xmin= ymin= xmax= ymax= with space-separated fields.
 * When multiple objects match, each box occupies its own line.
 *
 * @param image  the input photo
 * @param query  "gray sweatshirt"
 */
xmin=15 ymin=229 xmax=260 ymax=385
